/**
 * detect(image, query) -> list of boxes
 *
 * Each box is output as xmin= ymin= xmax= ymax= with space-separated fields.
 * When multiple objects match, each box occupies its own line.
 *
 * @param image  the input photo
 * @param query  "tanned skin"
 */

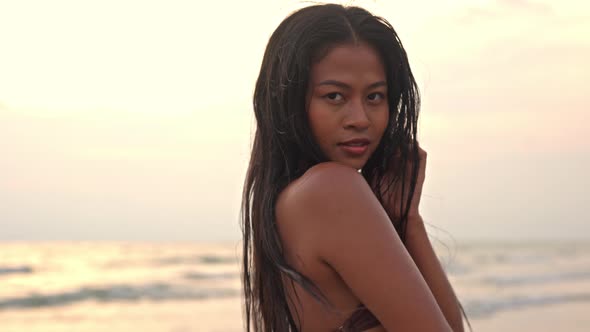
xmin=276 ymin=43 xmax=464 ymax=331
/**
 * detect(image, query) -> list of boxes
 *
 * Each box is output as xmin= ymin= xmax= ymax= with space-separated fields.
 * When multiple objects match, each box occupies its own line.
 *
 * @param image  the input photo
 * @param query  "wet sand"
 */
xmin=1 ymin=297 xmax=589 ymax=331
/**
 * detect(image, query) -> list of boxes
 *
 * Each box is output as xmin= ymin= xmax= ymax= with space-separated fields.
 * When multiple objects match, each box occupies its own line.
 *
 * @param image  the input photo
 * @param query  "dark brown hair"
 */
xmin=242 ymin=4 xmax=470 ymax=331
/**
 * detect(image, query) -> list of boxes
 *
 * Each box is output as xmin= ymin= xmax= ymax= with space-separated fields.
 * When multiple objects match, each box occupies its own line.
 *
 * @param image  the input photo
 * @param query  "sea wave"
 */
xmin=0 ymin=283 xmax=239 ymax=311
xmin=464 ymin=292 xmax=590 ymax=318
xmin=0 ymin=265 xmax=34 ymax=276
xmin=471 ymin=252 xmax=551 ymax=266
xmin=183 ymin=271 xmax=240 ymax=280
xmin=153 ymin=254 xmax=237 ymax=266
xmin=103 ymin=254 xmax=239 ymax=269
xmin=480 ymin=270 xmax=590 ymax=286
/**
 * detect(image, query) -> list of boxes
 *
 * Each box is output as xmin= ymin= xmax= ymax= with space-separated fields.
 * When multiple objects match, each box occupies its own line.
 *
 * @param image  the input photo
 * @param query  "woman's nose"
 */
xmin=343 ymin=99 xmax=370 ymax=130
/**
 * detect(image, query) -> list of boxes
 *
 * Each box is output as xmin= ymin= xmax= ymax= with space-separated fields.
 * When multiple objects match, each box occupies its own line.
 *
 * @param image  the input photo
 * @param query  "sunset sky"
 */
xmin=1 ymin=0 xmax=588 ymax=242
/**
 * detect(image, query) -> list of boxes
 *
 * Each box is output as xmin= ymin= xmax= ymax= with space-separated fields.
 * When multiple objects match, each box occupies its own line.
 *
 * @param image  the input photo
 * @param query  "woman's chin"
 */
xmin=331 ymin=159 xmax=367 ymax=171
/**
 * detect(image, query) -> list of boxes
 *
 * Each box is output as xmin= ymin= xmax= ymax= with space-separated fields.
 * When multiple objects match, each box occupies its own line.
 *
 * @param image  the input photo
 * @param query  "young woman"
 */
xmin=241 ymin=4 xmax=470 ymax=332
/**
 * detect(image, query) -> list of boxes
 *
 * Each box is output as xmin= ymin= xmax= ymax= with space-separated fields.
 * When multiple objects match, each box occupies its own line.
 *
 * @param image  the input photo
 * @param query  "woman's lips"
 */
xmin=339 ymin=144 xmax=369 ymax=155
xmin=338 ymin=139 xmax=370 ymax=156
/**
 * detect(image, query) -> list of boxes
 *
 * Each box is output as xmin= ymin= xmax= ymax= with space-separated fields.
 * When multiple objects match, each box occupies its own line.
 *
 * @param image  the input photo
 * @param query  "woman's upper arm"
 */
xmin=284 ymin=163 xmax=452 ymax=332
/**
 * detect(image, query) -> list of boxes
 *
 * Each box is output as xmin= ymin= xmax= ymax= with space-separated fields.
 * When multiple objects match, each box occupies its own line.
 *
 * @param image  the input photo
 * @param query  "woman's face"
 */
xmin=307 ymin=42 xmax=389 ymax=170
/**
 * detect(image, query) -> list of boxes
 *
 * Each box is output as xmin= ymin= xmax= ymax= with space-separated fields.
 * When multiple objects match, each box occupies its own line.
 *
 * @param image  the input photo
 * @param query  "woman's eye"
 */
xmin=367 ymin=92 xmax=385 ymax=103
xmin=324 ymin=92 xmax=344 ymax=102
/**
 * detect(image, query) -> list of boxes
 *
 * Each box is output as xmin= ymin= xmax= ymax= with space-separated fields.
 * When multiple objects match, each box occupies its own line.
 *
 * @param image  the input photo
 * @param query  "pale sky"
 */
xmin=0 ymin=0 xmax=588 ymax=242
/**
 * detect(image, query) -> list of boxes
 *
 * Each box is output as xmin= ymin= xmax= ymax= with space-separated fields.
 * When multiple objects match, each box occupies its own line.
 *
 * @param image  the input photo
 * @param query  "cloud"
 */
xmin=497 ymin=0 xmax=554 ymax=14
xmin=456 ymin=0 xmax=554 ymax=25
xmin=457 ymin=7 xmax=498 ymax=24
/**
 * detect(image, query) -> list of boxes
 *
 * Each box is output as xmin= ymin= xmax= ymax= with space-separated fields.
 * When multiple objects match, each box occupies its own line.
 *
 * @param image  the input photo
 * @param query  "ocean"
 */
xmin=1 ymin=239 xmax=589 ymax=331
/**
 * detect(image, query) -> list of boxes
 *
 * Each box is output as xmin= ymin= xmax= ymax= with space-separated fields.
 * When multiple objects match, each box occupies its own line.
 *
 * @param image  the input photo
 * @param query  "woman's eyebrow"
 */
xmin=317 ymin=80 xmax=387 ymax=89
xmin=368 ymin=81 xmax=387 ymax=89
xmin=317 ymin=80 xmax=350 ymax=88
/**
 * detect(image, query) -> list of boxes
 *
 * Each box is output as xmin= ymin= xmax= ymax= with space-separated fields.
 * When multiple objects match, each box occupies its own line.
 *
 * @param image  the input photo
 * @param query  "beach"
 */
xmin=2 ymin=297 xmax=590 ymax=332
xmin=1 ymin=240 xmax=589 ymax=331
xmin=473 ymin=302 xmax=590 ymax=332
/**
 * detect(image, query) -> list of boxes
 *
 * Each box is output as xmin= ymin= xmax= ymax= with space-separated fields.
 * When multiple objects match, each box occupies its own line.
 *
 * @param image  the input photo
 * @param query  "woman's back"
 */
xmin=275 ymin=162 xmax=451 ymax=332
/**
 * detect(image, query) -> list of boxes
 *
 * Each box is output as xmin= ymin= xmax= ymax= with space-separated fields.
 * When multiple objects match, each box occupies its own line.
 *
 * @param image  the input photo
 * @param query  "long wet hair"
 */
xmin=242 ymin=4 xmax=470 ymax=331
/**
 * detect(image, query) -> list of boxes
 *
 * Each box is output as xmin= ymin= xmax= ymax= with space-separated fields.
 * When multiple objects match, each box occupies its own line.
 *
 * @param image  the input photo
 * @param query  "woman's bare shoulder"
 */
xmin=277 ymin=161 xmax=369 ymax=210
xmin=276 ymin=161 xmax=372 ymax=248
xmin=276 ymin=162 xmax=452 ymax=331
xmin=275 ymin=161 xmax=384 ymax=253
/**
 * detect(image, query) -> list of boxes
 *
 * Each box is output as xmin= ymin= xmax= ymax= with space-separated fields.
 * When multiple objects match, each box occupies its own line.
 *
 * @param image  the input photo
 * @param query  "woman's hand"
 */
xmin=379 ymin=142 xmax=427 ymax=223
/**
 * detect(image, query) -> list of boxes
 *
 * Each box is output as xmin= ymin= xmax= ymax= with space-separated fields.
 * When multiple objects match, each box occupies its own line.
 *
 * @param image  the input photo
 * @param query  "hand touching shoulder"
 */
xmin=276 ymin=162 xmax=452 ymax=332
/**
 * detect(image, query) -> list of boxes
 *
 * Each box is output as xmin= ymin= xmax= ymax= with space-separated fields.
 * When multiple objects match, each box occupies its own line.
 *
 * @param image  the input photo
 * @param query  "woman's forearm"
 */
xmin=404 ymin=215 xmax=464 ymax=332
